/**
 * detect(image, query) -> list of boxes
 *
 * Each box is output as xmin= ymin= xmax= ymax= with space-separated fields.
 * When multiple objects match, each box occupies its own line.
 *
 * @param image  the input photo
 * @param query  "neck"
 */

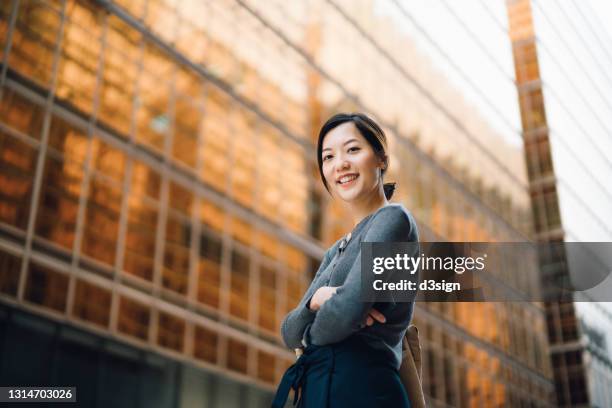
xmin=348 ymin=188 xmax=389 ymax=227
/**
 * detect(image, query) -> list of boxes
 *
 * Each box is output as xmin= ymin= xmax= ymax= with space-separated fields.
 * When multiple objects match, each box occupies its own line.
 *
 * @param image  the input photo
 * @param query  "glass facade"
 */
xmin=0 ymin=1 xmax=556 ymax=406
xmin=508 ymin=0 xmax=612 ymax=406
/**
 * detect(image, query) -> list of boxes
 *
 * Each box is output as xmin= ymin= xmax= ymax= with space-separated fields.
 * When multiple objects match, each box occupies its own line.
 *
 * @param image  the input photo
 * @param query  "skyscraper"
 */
xmin=508 ymin=0 xmax=612 ymax=406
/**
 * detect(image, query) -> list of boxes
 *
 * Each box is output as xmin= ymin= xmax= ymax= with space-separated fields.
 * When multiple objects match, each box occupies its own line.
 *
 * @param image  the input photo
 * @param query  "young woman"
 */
xmin=272 ymin=113 xmax=420 ymax=407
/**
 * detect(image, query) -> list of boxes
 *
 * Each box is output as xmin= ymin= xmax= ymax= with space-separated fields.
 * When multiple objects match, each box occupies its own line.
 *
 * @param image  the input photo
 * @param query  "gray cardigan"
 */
xmin=280 ymin=203 xmax=420 ymax=370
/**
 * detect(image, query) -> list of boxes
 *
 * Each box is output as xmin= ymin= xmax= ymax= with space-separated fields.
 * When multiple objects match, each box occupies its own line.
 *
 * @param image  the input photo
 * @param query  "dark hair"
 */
xmin=316 ymin=112 xmax=396 ymax=200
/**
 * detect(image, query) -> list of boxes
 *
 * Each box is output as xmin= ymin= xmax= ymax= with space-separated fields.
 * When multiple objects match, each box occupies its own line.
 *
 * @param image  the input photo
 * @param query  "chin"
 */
xmin=336 ymin=187 xmax=364 ymax=203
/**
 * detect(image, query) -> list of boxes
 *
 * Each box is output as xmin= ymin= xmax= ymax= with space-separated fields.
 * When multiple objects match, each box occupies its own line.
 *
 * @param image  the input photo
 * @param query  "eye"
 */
xmin=322 ymin=154 xmax=333 ymax=162
xmin=348 ymin=146 xmax=360 ymax=153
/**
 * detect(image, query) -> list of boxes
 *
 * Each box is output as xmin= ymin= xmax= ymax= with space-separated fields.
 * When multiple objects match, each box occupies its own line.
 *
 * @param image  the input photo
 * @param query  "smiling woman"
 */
xmin=317 ymin=113 xmax=397 ymax=209
xmin=273 ymin=113 xmax=420 ymax=408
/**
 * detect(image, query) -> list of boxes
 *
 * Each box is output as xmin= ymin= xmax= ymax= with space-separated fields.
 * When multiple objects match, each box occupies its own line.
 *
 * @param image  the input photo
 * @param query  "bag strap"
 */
xmin=400 ymin=325 xmax=426 ymax=408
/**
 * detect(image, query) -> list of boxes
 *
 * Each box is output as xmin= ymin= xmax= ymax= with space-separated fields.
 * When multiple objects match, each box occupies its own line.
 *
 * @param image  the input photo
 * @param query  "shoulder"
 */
xmin=372 ymin=203 xmax=416 ymax=226
xmin=366 ymin=204 xmax=419 ymax=241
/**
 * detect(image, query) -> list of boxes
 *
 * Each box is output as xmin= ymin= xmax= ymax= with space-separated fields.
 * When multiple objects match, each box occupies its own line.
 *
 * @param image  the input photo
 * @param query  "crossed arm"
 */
xmin=280 ymin=206 xmax=418 ymax=349
xmin=304 ymin=206 xmax=418 ymax=346
xmin=279 ymin=242 xmax=337 ymax=349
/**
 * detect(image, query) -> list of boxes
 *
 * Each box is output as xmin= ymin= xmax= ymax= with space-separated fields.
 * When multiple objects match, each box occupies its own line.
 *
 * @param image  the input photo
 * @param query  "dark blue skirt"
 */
xmin=272 ymin=335 xmax=410 ymax=408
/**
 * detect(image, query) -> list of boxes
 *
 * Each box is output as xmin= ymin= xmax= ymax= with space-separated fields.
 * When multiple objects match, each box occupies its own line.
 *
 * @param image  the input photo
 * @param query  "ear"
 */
xmin=379 ymin=154 xmax=388 ymax=170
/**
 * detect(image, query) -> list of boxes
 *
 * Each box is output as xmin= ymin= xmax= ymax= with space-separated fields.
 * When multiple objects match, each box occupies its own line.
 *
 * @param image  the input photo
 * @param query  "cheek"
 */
xmin=357 ymin=156 xmax=380 ymax=180
xmin=322 ymin=165 xmax=334 ymax=186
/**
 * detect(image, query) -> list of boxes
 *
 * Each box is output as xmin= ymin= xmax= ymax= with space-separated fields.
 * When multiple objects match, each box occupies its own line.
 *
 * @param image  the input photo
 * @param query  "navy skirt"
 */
xmin=272 ymin=335 xmax=410 ymax=408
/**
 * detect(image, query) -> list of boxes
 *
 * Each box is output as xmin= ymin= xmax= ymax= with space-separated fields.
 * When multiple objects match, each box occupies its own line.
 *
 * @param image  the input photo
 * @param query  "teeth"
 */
xmin=339 ymin=174 xmax=357 ymax=184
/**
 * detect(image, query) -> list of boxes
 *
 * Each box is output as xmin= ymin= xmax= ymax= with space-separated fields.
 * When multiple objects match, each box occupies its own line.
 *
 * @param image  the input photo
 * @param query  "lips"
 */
xmin=336 ymin=173 xmax=359 ymax=185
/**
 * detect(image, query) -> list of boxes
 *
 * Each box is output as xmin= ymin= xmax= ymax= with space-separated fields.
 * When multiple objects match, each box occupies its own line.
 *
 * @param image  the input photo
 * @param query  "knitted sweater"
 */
xmin=280 ymin=203 xmax=420 ymax=370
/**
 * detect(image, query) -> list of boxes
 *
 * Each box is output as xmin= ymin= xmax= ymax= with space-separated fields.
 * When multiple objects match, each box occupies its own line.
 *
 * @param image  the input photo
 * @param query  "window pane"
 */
xmin=113 ymin=0 xmax=146 ymax=20
xmin=131 ymin=160 xmax=161 ymax=199
xmin=124 ymin=162 xmax=159 ymax=281
xmin=9 ymin=3 xmax=61 ymax=88
xmin=258 ymin=264 xmax=276 ymax=332
xmin=226 ymin=338 xmax=247 ymax=374
xmin=55 ymin=4 xmax=102 ymax=114
xmin=200 ymin=86 xmax=230 ymax=193
xmin=172 ymin=95 xmax=200 ymax=169
xmin=200 ymin=199 xmax=225 ymax=233
xmin=0 ymin=2 xmax=13 ymax=59
xmin=162 ymin=214 xmax=190 ymax=294
xmin=35 ymin=151 xmax=82 ymax=249
xmin=25 ymin=263 xmax=68 ymax=312
xmin=230 ymin=249 xmax=250 ymax=320
xmin=72 ymin=279 xmax=111 ymax=328
xmin=118 ymin=296 xmax=150 ymax=341
xmin=144 ymin=0 xmax=178 ymax=51
xmin=124 ymin=195 xmax=158 ymax=281
xmin=230 ymin=215 xmax=252 ymax=246
xmin=0 ymin=131 xmax=37 ymax=230
xmin=229 ymin=107 xmax=257 ymax=208
xmin=285 ymin=245 xmax=305 ymax=276
xmin=90 ymin=138 xmax=125 ymax=182
xmin=168 ymin=181 xmax=193 ymax=215
xmin=257 ymin=350 xmax=275 ymax=384
xmin=36 ymin=116 xmax=88 ymax=249
xmin=193 ymin=325 xmax=218 ymax=364
xmin=0 ymin=249 xmax=21 ymax=297
xmin=257 ymin=230 xmax=279 ymax=260
xmin=256 ymin=124 xmax=282 ymax=223
xmin=175 ymin=18 xmax=208 ymax=70
xmin=280 ymin=144 xmax=308 ymax=234
xmin=157 ymin=311 xmax=185 ymax=352
xmin=284 ymin=245 xmax=306 ymax=311
xmin=206 ymin=34 xmax=236 ymax=83
xmin=285 ymin=273 xmax=302 ymax=311
xmin=135 ymin=69 xmax=170 ymax=152
xmin=81 ymin=174 xmax=121 ymax=266
xmin=0 ymin=87 xmax=44 ymax=139
xmin=197 ymin=228 xmax=222 ymax=309
xmin=98 ymin=16 xmax=140 ymax=136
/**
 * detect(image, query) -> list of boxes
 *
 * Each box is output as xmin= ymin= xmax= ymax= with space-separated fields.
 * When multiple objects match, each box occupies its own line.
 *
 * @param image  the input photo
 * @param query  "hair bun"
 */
xmin=383 ymin=182 xmax=397 ymax=200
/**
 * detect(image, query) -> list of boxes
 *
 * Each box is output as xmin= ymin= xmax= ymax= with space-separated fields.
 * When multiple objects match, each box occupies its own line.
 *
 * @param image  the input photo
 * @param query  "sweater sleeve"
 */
xmin=305 ymin=206 xmax=419 ymax=346
xmin=279 ymin=243 xmax=338 ymax=349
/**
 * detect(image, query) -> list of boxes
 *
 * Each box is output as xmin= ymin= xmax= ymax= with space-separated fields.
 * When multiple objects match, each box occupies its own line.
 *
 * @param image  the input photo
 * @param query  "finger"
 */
xmin=366 ymin=316 xmax=374 ymax=326
xmin=369 ymin=308 xmax=386 ymax=323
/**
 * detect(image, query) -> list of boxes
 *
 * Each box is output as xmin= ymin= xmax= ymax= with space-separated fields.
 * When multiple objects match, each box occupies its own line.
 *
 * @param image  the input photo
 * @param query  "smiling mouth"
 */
xmin=337 ymin=174 xmax=359 ymax=187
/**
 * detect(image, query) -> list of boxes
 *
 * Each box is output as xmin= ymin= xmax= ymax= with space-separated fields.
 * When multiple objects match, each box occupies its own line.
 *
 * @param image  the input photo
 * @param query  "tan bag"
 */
xmin=399 ymin=325 xmax=426 ymax=408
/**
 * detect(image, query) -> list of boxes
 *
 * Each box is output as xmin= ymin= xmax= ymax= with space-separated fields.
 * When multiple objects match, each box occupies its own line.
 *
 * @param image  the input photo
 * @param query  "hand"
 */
xmin=309 ymin=286 xmax=338 ymax=311
xmin=365 ymin=307 xmax=386 ymax=326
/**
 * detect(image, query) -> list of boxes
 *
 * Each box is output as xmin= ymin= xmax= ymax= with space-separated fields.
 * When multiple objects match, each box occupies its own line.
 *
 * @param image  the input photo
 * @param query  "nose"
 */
xmin=336 ymin=158 xmax=350 ymax=173
xmin=333 ymin=151 xmax=350 ymax=172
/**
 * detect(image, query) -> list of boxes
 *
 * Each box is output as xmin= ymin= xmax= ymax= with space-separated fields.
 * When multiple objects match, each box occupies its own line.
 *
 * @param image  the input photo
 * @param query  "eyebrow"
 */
xmin=322 ymin=138 xmax=360 ymax=153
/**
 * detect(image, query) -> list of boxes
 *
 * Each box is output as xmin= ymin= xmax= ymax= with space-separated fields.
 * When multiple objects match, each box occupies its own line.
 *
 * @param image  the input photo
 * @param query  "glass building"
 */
xmin=508 ymin=0 xmax=612 ymax=406
xmin=0 ymin=0 xmax=558 ymax=406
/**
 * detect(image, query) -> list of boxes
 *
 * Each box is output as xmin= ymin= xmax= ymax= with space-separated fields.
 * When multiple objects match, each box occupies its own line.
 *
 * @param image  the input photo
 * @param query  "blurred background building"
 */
xmin=0 ymin=0 xmax=607 ymax=407
xmin=508 ymin=0 xmax=612 ymax=407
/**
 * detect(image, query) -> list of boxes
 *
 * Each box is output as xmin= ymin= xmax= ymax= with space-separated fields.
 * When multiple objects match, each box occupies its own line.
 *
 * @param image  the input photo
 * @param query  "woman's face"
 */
xmin=321 ymin=122 xmax=385 ymax=203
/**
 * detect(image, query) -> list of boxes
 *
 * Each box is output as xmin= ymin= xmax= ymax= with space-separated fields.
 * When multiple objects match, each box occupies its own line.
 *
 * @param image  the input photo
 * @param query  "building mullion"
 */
xmin=65 ymin=7 xmax=109 ymax=319
xmin=274 ymin=134 xmax=290 ymax=381
xmin=17 ymin=0 xmax=68 ymax=302
xmin=247 ymin=113 xmax=263 ymax=379
xmin=185 ymin=80 xmax=208 ymax=358
xmin=217 ymin=92 xmax=239 ymax=371
xmin=148 ymin=63 xmax=177 ymax=351
xmin=109 ymin=1 xmax=148 ymax=335
xmin=0 ymin=0 xmax=20 ymax=96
